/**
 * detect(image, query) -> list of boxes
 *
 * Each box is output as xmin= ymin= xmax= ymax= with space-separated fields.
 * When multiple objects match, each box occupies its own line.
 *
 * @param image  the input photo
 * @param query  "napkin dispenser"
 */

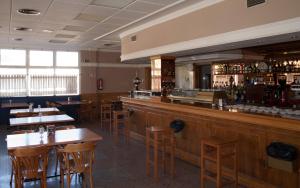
xmin=29 ymin=103 xmax=34 ymax=112
xmin=266 ymin=142 xmax=298 ymax=172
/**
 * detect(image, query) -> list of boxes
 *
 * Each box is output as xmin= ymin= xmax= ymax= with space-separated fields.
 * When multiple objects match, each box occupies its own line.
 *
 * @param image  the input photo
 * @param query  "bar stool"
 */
xmin=200 ymin=137 xmax=238 ymax=188
xmin=113 ymin=110 xmax=130 ymax=144
xmin=100 ymin=103 xmax=112 ymax=133
xmin=146 ymin=126 xmax=175 ymax=181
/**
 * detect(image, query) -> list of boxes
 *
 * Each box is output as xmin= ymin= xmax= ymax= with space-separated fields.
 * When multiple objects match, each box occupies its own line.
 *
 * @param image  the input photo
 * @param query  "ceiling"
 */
xmin=0 ymin=0 xmax=202 ymax=51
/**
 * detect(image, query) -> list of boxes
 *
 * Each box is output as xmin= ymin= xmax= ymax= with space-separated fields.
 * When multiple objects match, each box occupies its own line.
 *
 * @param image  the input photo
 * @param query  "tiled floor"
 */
xmin=0 ymin=121 xmax=202 ymax=188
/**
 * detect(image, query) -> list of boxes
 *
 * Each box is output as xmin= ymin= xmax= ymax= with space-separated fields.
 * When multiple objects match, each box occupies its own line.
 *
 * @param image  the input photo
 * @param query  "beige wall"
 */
xmin=80 ymin=50 xmax=147 ymax=94
xmin=80 ymin=66 xmax=146 ymax=94
xmin=121 ymin=0 xmax=300 ymax=56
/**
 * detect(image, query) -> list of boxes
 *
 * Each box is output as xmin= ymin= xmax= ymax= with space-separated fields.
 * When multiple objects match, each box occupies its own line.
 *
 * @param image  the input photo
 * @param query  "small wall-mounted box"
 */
xmin=267 ymin=156 xmax=296 ymax=173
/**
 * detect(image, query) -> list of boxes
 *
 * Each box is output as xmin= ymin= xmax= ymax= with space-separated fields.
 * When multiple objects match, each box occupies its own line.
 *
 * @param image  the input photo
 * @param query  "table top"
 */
xmin=7 ymin=128 xmax=102 ymax=150
xmin=56 ymin=101 xmax=83 ymax=106
xmin=1 ymin=102 xmax=29 ymax=109
xmin=9 ymin=114 xmax=74 ymax=127
xmin=10 ymin=107 xmax=59 ymax=115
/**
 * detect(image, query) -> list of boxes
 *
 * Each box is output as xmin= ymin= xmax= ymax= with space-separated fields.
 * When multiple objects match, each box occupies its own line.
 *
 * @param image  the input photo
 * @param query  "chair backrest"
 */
xmin=56 ymin=125 xmax=76 ymax=131
xmin=61 ymin=142 xmax=96 ymax=173
xmin=15 ymin=112 xmax=38 ymax=118
xmin=42 ymin=111 xmax=64 ymax=116
xmin=11 ymin=146 xmax=49 ymax=179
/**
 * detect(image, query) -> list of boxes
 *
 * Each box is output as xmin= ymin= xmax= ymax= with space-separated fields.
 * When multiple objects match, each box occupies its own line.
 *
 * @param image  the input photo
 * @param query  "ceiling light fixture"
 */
xmin=14 ymin=27 xmax=32 ymax=31
xmin=42 ymin=29 xmax=54 ymax=33
xmin=17 ymin=9 xmax=40 ymax=15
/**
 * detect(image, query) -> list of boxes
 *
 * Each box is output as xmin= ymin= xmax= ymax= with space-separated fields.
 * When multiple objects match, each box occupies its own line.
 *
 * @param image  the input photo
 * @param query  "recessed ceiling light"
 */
xmin=42 ymin=29 xmax=54 ymax=33
xmin=12 ymin=38 xmax=23 ymax=41
xmin=14 ymin=27 xmax=32 ymax=31
xmin=17 ymin=9 xmax=40 ymax=15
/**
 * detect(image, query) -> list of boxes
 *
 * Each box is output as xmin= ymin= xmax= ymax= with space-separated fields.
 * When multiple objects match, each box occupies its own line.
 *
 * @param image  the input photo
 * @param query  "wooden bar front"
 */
xmin=121 ymin=97 xmax=300 ymax=188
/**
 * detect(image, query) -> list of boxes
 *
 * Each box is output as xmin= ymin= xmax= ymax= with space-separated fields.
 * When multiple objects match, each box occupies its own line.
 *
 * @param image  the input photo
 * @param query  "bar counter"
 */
xmin=121 ymin=96 xmax=300 ymax=188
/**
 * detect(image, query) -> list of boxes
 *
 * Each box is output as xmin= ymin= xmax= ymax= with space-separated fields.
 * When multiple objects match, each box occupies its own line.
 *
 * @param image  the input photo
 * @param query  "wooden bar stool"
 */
xmin=146 ymin=126 xmax=175 ymax=182
xmin=100 ymin=103 xmax=112 ymax=133
xmin=113 ymin=110 xmax=130 ymax=144
xmin=200 ymin=137 xmax=238 ymax=188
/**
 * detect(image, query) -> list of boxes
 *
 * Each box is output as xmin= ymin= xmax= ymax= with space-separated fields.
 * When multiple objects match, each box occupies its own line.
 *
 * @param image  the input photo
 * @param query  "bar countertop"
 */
xmin=121 ymin=97 xmax=300 ymax=132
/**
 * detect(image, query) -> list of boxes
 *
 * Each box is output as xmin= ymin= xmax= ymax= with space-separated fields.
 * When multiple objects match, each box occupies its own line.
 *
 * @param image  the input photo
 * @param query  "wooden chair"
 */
xmin=9 ymin=130 xmax=35 ymax=185
xmin=100 ymin=103 xmax=112 ymax=133
xmin=9 ymin=146 xmax=50 ymax=188
xmin=113 ymin=110 xmax=130 ymax=144
xmin=200 ymin=137 xmax=238 ymax=188
xmin=79 ymin=100 xmax=93 ymax=122
xmin=42 ymin=111 xmax=64 ymax=116
xmin=15 ymin=112 xmax=38 ymax=118
xmin=146 ymin=126 xmax=176 ymax=181
xmin=57 ymin=142 xmax=96 ymax=188
xmin=54 ymin=125 xmax=77 ymax=175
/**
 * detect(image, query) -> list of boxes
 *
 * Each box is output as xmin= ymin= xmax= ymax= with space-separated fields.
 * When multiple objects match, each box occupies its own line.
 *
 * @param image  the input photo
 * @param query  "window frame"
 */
xmin=0 ymin=48 xmax=81 ymax=96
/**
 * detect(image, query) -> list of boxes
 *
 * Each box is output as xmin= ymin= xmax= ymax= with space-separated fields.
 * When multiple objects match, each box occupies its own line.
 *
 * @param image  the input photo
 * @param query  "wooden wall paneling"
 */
xmin=265 ymin=130 xmax=300 ymax=188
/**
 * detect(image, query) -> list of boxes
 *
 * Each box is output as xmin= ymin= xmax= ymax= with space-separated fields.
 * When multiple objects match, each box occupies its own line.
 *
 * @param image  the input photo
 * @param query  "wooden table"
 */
xmin=1 ymin=102 xmax=29 ymax=109
xmin=10 ymin=107 xmax=59 ymax=115
xmin=7 ymin=128 xmax=102 ymax=150
xmin=56 ymin=101 xmax=83 ymax=106
xmin=9 ymin=114 xmax=74 ymax=127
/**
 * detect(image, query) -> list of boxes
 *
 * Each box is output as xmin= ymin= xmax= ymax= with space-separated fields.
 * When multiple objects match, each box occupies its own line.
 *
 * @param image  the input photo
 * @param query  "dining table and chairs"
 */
xmin=7 ymin=127 xmax=102 ymax=188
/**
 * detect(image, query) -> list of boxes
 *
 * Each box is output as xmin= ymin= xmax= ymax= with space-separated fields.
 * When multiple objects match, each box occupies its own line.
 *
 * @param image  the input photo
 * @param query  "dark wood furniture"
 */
xmin=200 ymin=137 xmax=238 ymax=188
xmin=113 ymin=110 xmax=130 ymax=144
xmin=57 ymin=142 xmax=96 ymax=188
xmin=121 ymin=96 xmax=296 ymax=188
xmin=146 ymin=126 xmax=175 ymax=181
xmin=9 ymin=114 xmax=74 ymax=128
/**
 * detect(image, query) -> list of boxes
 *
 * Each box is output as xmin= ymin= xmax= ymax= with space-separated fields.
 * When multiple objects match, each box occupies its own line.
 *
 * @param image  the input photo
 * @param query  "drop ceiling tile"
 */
xmin=55 ymin=0 xmax=93 ymax=5
xmin=91 ymin=0 xmax=135 ymax=9
xmin=114 ymin=10 xmax=146 ymax=20
xmin=63 ymin=25 xmax=86 ymax=32
xmin=48 ymin=0 xmax=86 ymax=12
xmin=83 ymin=5 xmax=117 ymax=18
xmin=74 ymin=13 xmax=104 ymax=22
xmin=55 ymin=34 xmax=77 ymax=38
xmin=139 ymin=0 xmax=180 ymax=6
xmin=104 ymin=17 xmax=133 ymax=25
xmin=126 ymin=1 xmax=163 ymax=13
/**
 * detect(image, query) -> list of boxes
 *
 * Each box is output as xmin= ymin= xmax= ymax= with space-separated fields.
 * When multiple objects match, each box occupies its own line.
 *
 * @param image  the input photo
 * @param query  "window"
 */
xmin=29 ymin=50 xmax=53 ymax=66
xmin=0 ymin=49 xmax=80 ymax=97
xmin=56 ymin=51 xmax=78 ymax=67
xmin=0 ymin=49 xmax=26 ymax=66
xmin=151 ymin=59 xmax=161 ymax=90
xmin=0 ymin=68 xmax=27 ymax=97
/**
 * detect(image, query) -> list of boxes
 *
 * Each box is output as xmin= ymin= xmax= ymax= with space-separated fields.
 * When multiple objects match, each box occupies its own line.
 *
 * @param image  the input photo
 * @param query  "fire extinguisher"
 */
xmin=97 ymin=79 xmax=103 ymax=90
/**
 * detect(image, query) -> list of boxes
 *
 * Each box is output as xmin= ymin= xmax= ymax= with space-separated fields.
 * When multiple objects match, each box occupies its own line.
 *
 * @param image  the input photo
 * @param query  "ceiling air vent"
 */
xmin=130 ymin=35 xmax=137 ymax=42
xmin=247 ymin=0 xmax=265 ymax=8
xmin=49 ymin=40 xmax=68 ymax=44
xmin=14 ymin=27 xmax=32 ymax=31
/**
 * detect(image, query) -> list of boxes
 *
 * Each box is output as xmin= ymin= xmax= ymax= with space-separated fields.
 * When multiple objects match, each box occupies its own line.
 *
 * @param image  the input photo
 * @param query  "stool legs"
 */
xmin=146 ymin=130 xmax=150 ymax=176
xmin=146 ymin=128 xmax=175 ymax=181
xmin=200 ymin=140 xmax=238 ymax=188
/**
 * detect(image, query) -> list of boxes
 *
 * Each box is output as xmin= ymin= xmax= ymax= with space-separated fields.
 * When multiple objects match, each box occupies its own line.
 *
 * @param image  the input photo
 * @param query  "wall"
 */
xmin=80 ymin=50 xmax=148 ymax=94
xmin=96 ymin=67 xmax=146 ymax=93
xmin=121 ymin=0 xmax=300 ymax=60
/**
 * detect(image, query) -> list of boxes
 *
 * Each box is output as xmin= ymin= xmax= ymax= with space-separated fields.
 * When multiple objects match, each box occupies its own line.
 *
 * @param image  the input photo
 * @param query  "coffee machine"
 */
xmin=290 ymin=75 xmax=300 ymax=103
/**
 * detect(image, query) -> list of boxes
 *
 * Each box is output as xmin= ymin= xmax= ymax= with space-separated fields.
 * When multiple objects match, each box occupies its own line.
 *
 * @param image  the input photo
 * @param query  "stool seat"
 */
xmin=202 ymin=137 xmax=237 ymax=146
